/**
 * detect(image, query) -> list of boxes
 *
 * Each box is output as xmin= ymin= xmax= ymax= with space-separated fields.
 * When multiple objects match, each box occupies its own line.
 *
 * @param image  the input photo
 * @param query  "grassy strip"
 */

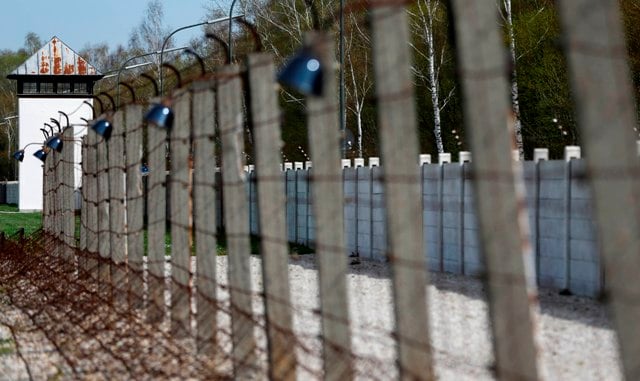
xmin=1 ymin=204 xmax=314 ymax=256
xmin=0 ymin=205 xmax=42 ymax=237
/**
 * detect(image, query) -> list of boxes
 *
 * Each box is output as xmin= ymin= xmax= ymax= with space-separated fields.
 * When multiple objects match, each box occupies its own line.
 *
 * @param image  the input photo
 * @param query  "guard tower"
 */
xmin=7 ymin=36 xmax=103 ymax=211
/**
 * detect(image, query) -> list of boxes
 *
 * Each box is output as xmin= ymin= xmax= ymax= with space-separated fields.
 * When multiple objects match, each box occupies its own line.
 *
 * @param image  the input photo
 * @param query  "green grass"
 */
xmin=0 ymin=204 xmax=314 ymax=257
xmin=0 ymin=204 xmax=42 ymax=237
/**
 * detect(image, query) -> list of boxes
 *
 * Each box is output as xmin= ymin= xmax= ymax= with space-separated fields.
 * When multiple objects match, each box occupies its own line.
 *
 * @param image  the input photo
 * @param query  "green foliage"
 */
xmin=1 ymin=2 xmax=640 ymax=183
xmin=513 ymin=3 xmax=577 ymax=159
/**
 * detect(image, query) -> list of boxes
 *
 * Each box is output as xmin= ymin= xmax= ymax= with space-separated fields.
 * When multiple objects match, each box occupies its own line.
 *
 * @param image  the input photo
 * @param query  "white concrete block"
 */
xmin=564 ymin=146 xmax=581 ymax=162
xmin=305 ymin=161 xmax=313 ymax=169
xmin=354 ymin=158 xmax=365 ymax=167
xmin=284 ymin=162 xmax=293 ymax=171
xmin=294 ymin=161 xmax=304 ymax=170
xmin=438 ymin=153 xmax=451 ymax=164
xmin=248 ymin=164 xmax=255 ymax=172
xmin=341 ymin=159 xmax=351 ymax=168
xmin=534 ymin=148 xmax=549 ymax=162
xmin=369 ymin=157 xmax=380 ymax=167
xmin=637 ymin=140 xmax=640 ymax=156
xmin=419 ymin=154 xmax=431 ymax=165
xmin=459 ymin=151 xmax=472 ymax=163
xmin=243 ymin=165 xmax=249 ymax=172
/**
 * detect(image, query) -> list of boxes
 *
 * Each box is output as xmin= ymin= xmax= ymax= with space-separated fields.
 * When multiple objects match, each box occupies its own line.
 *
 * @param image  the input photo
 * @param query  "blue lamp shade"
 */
xmin=141 ymin=164 xmax=150 ymax=176
xmin=33 ymin=149 xmax=48 ymax=162
xmin=45 ymin=135 xmax=63 ymax=152
xmin=144 ymin=104 xmax=174 ymax=129
xmin=277 ymin=48 xmax=323 ymax=96
xmin=12 ymin=150 xmax=25 ymax=162
xmin=92 ymin=119 xmax=113 ymax=140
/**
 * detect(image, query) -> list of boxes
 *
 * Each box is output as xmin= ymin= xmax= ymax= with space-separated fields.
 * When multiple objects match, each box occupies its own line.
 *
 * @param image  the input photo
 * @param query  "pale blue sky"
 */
xmin=0 ymin=0 xmax=233 ymax=52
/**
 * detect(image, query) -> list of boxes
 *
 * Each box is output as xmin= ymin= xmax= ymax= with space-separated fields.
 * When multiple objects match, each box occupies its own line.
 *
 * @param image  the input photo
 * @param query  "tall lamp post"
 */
xmin=228 ymin=0 xmax=239 ymax=62
xmin=339 ymin=0 xmax=345 ymax=157
xmin=159 ymin=14 xmax=243 ymax=95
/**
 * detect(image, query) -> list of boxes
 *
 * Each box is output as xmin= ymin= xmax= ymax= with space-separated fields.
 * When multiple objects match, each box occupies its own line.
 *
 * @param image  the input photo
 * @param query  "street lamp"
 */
xmin=159 ymin=14 xmax=243 ymax=95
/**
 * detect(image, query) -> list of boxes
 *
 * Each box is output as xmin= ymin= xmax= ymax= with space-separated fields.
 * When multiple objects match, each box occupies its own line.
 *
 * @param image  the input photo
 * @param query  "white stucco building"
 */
xmin=7 ymin=36 xmax=102 ymax=211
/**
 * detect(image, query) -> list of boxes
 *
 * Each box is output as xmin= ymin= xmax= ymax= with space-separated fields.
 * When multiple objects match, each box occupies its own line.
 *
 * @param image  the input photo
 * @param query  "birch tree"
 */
xmin=501 ymin=0 xmax=524 ymax=159
xmin=344 ymin=13 xmax=373 ymax=157
xmin=410 ymin=0 xmax=455 ymax=154
xmin=129 ymin=0 xmax=173 ymax=76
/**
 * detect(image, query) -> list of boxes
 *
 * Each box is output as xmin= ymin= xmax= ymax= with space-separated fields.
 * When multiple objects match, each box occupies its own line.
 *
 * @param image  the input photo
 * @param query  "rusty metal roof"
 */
xmin=9 ymin=36 xmax=100 ymax=76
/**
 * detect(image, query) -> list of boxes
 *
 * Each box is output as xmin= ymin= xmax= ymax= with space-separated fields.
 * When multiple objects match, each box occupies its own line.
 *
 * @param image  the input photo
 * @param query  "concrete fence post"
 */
xmin=564 ymin=146 xmax=581 ymax=162
xmin=438 ymin=152 xmax=451 ymax=164
xmin=369 ymin=157 xmax=380 ymax=167
xmin=218 ymin=64 xmax=258 ymax=377
xmin=146 ymin=98 xmax=168 ymax=325
xmin=372 ymin=3 xmax=434 ymax=378
xmin=306 ymin=30 xmax=354 ymax=380
xmin=450 ymin=0 xmax=540 ymax=377
xmin=459 ymin=151 xmax=472 ymax=163
xmin=192 ymin=83 xmax=219 ymax=356
xmin=124 ymin=104 xmax=145 ymax=309
xmin=247 ymin=52 xmax=298 ymax=379
xmin=534 ymin=148 xmax=549 ymax=162
xmin=419 ymin=154 xmax=431 ymax=165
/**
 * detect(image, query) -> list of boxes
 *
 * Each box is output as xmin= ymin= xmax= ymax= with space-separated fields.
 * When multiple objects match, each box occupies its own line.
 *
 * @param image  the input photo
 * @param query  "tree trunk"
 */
xmin=424 ymin=0 xmax=444 ymax=153
xmin=504 ymin=0 xmax=525 ymax=159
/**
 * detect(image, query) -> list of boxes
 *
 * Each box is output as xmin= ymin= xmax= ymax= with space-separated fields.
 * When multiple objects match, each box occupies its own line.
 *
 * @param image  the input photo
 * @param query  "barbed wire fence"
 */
xmin=1 ymin=0 xmax=638 ymax=380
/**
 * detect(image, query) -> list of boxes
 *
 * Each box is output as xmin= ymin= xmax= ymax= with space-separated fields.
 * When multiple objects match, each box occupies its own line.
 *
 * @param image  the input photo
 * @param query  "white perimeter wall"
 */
xmin=18 ymin=97 xmax=93 ymax=211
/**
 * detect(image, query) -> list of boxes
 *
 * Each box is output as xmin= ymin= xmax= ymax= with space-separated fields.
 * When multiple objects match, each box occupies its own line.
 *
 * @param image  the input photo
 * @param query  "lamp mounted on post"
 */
xmin=277 ymin=1 xmax=324 ymax=97
xmin=89 ymin=92 xmax=116 ymax=141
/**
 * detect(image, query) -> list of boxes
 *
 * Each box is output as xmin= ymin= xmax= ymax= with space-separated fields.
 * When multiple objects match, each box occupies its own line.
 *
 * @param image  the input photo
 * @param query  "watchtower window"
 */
xmin=73 ymin=82 xmax=88 ymax=94
xmin=40 ymin=82 xmax=54 ymax=93
xmin=23 ymin=82 xmax=37 ymax=94
xmin=57 ymin=82 xmax=71 ymax=94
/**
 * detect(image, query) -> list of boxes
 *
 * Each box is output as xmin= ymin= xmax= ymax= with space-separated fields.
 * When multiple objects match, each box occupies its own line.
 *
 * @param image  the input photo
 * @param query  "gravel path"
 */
xmin=0 ymin=254 xmax=622 ymax=380
xmin=208 ymin=254 xmax=621 ymax=380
